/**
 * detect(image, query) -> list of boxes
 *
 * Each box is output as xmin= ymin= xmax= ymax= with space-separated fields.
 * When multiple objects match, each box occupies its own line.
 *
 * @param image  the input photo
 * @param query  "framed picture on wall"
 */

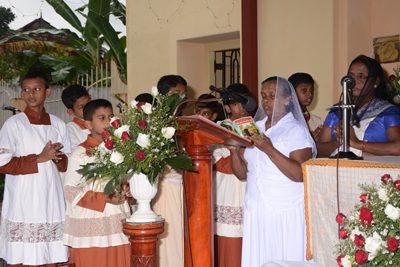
xmin=373 ymin=34 xmax=400 ymax=64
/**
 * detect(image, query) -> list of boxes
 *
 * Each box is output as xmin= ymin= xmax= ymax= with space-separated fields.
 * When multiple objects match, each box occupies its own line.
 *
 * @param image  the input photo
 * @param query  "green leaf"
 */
xmin=19 ymin=52 xmax=42 ymax=82
xmin=45 ymin=0 xmax=83 ymax=33
xmin=164 ymin=155 xmax=197 ymax=171
xmin=51 ymin=66 xmax=73 ymax=83
xmin=104 ymin=180 xmax=114 ymax=196
xmin=23 ymin=50 xmax=38 ymax=57
xmin=112 ymin=93 xmax=128 ymax=107
xmin=84 ymin=0 xmax=111 ymax=49
xmin=110 ymin=0 xmax=126 ymax=25
xmin=39 ymin=53 xmax=72 ymax=68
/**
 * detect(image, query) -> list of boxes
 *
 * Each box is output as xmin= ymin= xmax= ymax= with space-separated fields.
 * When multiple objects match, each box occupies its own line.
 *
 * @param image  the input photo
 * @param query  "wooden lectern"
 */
xmin=176 ymin=115 xmax=252 ymax=267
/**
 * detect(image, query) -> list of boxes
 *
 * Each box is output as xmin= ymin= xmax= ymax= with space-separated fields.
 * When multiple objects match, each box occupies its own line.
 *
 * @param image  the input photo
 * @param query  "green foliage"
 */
xmin=0 ymin=6 xmax=16 ymax=36
xmin=77 ymin=92 xmax=196 ymax=197
xmin=0 ymin=52 xmax=27 ymax=83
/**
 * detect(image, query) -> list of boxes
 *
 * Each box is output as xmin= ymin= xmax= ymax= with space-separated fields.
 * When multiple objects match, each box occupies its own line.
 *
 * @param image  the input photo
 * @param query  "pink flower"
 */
xmin=85 ymin=146 xmax=93 ymax=156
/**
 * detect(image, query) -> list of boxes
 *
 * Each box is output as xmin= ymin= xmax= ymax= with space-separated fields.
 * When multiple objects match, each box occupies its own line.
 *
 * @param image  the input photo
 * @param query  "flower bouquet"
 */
xmin=77 ymin=87 xmax=196 ymax=197
xmin=335 ymin=174 xmax=400 ymax=266
xmin=388 ymin=66 xmax=400 ymax=105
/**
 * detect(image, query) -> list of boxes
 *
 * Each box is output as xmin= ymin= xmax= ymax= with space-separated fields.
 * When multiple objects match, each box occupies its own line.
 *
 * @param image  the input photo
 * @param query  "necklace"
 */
xmin=303 ymin=110 xmax=310 ymax=122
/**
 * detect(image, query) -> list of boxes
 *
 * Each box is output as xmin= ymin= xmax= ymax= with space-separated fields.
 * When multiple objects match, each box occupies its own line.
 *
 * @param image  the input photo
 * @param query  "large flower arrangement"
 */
xmin=335 ymin=174 xmax=400 ymax=266
xmin=77 ymin=87 xmax=196 ymax=196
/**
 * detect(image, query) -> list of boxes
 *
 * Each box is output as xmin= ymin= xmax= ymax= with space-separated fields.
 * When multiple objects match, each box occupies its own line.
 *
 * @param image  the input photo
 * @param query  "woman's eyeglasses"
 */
xmin=348 ymin=74 xmax=371 ymax=82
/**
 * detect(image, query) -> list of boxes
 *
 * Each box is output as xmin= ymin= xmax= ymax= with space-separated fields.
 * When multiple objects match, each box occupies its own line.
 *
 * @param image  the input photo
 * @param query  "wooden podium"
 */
xmin=176 ymin=115 xmax=252 ymax=267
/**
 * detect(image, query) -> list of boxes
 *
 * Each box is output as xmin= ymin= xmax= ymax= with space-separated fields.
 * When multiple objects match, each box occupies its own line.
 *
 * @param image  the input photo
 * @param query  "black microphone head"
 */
xmin=341 ymin=75 xmax=355 ymax=89
xmin=242 ymin=96 xmax=257 ymax=112
xmin=1 ymin=104 xmax=6 ymax=111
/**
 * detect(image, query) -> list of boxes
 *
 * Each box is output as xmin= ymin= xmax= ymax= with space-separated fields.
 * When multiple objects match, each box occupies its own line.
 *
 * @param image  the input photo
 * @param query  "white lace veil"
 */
xmin=254 ymin=76 xmax=317 ymax=157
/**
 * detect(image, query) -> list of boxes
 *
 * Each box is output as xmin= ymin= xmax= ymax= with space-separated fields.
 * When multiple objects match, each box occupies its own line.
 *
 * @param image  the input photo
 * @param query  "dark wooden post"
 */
xmin=122 ymin=219 xmax=165 ymax=267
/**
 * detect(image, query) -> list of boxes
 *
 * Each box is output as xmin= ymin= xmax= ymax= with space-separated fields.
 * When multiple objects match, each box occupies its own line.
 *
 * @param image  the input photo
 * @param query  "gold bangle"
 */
xmin=361 ymin=140 xmax=368 ymax=152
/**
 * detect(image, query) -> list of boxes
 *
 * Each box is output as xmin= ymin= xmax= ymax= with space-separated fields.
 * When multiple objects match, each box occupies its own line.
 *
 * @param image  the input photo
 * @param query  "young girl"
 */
xmin=289 ymin=72 xmax=323 ymax=141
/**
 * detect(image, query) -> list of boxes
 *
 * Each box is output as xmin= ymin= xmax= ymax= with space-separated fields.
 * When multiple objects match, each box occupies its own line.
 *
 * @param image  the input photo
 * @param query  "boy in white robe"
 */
xmin=61 ymin=85 xmax=91 ymax=153
xmin=0 ymin=71 xmax=70 ymax=266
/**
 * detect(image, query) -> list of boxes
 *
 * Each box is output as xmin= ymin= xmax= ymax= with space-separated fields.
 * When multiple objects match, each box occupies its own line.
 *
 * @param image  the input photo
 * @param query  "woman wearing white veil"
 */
xmin=227 ymin=76 xmax=316 ymax=266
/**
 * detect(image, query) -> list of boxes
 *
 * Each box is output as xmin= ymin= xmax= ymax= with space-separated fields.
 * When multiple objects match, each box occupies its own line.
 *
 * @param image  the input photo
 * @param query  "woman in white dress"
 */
xmin=226 ymin=76 xmax=316 ymax=266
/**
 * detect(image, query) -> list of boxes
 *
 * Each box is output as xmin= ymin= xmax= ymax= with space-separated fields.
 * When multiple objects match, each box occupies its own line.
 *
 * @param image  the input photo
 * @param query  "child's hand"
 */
xmin=106 ymin=193 xmax=126 ymax=205
xmin=37 ymin=141 xmax=65 ymax=163
xmin=122 ymin=184 xmax=132 ymax=198
xmin=311 ymin=125 xmax=323 ymax=142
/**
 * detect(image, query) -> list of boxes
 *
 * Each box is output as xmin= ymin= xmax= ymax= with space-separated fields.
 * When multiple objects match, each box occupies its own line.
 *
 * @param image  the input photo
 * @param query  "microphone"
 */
xmin=341 ymin=75 xmax=355 ymax=89
xmin=1 ymin=104 xmax=20 ymax=112
xmin=116 ymin=102 xmax=125 ymax=112
xmin=209 ymin=85 xmax=257 ymax=112
xmin=340 ymin=76 xmax=359 ymax=125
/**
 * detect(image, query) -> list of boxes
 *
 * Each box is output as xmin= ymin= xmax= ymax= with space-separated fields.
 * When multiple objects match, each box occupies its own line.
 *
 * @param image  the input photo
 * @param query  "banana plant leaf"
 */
xmin=51 ymin=66 xmax=73 ymax=83
xmin=0 ymin=29 xmax=35 ymax=44
xmin=45 ymin=0 xmax=83 ymax=33
xmin=110 ymin=0 xmax=126 ymax=25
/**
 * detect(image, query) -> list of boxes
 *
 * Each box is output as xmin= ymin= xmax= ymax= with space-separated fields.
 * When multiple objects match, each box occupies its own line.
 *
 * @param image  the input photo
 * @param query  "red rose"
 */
xmin=139 ymin=120 xmax=147 ymax=130
xmin=85 ymin=146 xmax=93 ymax=156
xmin=360 ymin=194 xmax=368 ymax=203
xmin=102 ymin=130 xmax=110 ymax=139
xmin=390 ymin=74 xmax=396 ymax=80
xmin=387 ymin=237 xmax=399 ymax=252
xmin=354 ymin=234 xmax=365 ymax=247
xmin=336 ymin=255 xmax=344 ymax=267
xmin=339 ymin=227 xmax=349 ymax=239
xmin=355 ymin=250 xmax=368 ymax=264
xmin=336 ymin=213 xmax=346 ymax=224
xmin=359 ymin=206 xmax=373 ymax=226
xmin=382 ymin=174 xmax=390 ymax=185
xmin=111 ymin=119 xmax=120 ymax=128
xmin=136 ymin=102 xmax=146 ymax=110
xmin=135 ymin=150 xmax=146 ymax=161
xmin=394 ymin=180 xmax=400 ymax=191
xmin=105 ymin=140 xmax=115 ymax=150
xmin=121 ymin=131 xmax=131 ymax=141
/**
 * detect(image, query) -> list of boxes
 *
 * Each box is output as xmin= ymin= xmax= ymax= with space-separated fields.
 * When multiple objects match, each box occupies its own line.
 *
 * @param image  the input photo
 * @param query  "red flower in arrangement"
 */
xmin=102 ymin=130 xmax=110 ymax=139
xmin=121 ymin=132 xmax=131 ymax=141
xmin=381 ymin=174 xmax=391 ymax=185
xmin=360 ymin=194 xmax=368 ymax=203
xmin=355 ymin=250 xmax=368 ymax=264
xmin=336 ymin=213 xmax=346 ymax=224
xmin=389 ymin=74 xmax=396 ymax=80
xmin=85 ymin=146 xmax=93 ymax=156
xmin=136 ymin=102 xmax=146 ymax=110
xmin=354 ymin=234 xmax=365 ymax=247
xmin=138 ymin=120 xmax=147 ymax=130
xmin=339 ymin=227 xmax=349 ymax=239
xmin=111 ymin=119 xmax=120 ymax=128
xmin=387 ymin=237 xmax=399 ymax=252
xmin=359 ymin=206 xmax=373 ymax=226
xmin=394 ymin=180 xmax=400 ymax=191
xmin=105 ymin=140 xmax=115 ymax=150
xmin=135 ymin=150 xmax=146 ymax=161
xmin=336 ymin=254 xmax=344 ymax=267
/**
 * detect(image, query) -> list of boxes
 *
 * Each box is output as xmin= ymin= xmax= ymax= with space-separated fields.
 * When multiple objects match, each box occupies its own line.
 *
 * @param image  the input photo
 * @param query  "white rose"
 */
xmin=110 ymin=117 xmax=119 ymax=126
xmin=394 ymin=95 xmax=400 ymax=105
xmin=130 ymin=100 xmax=138 ymax=108
xmin=97 ymin=142 xmax=109 ymax=156
xmin=114 ymin=125 xmax=130 ymax=138
xmin=378 ymin=187 xmax=389 ymax=202
xmin=385 ymin=204 xmax=400 ymax=221
xmin=136 ymin=133 xmax=151 ymax=148
xmin=142 ymin=103 xmax=152 ymax=114
xmin=151 ymin=86 xmax=159 ymax=97
xmin=341 ymin=255 xmax=352 ymax=267
xmin=110 ymin=151 xmax=124 ymax=165
xmin=350 ymin=226 xmax=365 ymax=241
xmin=365 ymin=232 xmax=384 ymax=257
xmin=162 ymin=127 xmax=175 ymax=139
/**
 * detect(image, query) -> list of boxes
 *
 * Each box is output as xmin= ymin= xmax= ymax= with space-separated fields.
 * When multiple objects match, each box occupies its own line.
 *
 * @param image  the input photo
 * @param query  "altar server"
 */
xmin=62 ymin=99 xmax=131 ymax=267
xmin=0 ymin=71 xmax=70 ymax=266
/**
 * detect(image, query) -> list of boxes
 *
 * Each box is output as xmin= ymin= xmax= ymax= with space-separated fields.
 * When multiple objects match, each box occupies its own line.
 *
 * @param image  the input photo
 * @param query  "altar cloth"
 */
xmin=302 ymin=156 xmax=400 ymax=266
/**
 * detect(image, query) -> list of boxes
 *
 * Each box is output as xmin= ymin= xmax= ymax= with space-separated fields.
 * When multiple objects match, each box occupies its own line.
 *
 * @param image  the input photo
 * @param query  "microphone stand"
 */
xmin=329 ymin=76 xmax=363 ymax=160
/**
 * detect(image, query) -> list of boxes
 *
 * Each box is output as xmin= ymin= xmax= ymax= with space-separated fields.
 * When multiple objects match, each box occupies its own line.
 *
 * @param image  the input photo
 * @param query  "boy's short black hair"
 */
xmin=83 ymin=99 xmax=112 ymax=121
xmin=288 ymin=73 xmax=314 ymax=89
xmin=21 ymin=71 xmax=50 ymax=89
xmin=61 ymin=85 xmax=90 ymax=110
xmin=135 ymin=93 xmax=154 ymax=104
xmin=195 ymin=94 xmax=218 ymax=113
xmin=157 ymin=75 xmax=187 ymax=95
xmin=224 ymin=83 xmax=251 ymax=106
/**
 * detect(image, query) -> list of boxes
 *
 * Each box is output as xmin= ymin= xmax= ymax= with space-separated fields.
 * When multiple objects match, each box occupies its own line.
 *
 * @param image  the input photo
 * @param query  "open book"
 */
xmin=232 ymin=116 xmax=262 ymax=138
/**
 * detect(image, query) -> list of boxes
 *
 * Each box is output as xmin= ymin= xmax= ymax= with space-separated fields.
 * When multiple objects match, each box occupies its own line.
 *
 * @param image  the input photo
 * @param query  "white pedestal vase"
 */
xmin=126 ymin=172 xmax=161 ymax=223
